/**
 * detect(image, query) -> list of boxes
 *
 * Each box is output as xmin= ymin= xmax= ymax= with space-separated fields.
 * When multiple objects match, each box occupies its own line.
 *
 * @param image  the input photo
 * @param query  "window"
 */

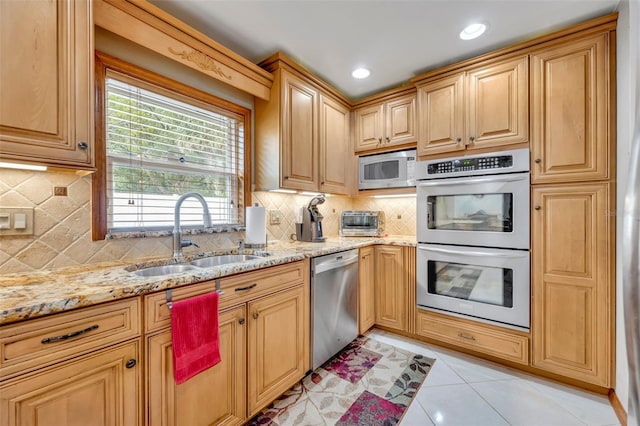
xmin=92 ymin=52 xmax=251 ymax=240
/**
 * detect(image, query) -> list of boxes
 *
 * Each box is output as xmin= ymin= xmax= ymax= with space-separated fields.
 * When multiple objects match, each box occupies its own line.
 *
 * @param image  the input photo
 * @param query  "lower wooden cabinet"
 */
xmin=358 ymin=246 xmax=375 ymax=334
xmin=531 ymin=183 xmax=613 ymax=387
xmin=247 ymin=284 xmax=309 ymax=416
xmin=374 ymin=245 xmax=408 ymax=332
xmin=0 ymin=340 xmax=141 ymax=426
xmin=144 ymin=260 xmax=310 ymax=424
xmin=416 ymin=309 xmax=529 ymax=365
xmin=146 ymin=306 xmax=246 ymax=426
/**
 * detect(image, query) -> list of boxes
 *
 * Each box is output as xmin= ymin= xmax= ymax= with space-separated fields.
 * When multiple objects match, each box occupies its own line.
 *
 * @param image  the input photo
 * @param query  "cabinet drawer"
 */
xmin=0 ymin=298 xmax=140 ymax=379
xmin=416 ymin=310 xmax=529 ymax=365
xmin=144 ymin=261 xmax=307 ymax=334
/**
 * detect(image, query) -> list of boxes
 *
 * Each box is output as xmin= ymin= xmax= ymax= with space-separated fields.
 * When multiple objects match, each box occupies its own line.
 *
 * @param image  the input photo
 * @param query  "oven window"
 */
xmin=343 ymin=216 xmax=377 ymax=228
xmin=427 ymin=193 xmax=513 ymax=232
xmin=427 ymin=261 xmax=513 ymax=308
xmin=364 ymin=160 xmax=399 ymax=180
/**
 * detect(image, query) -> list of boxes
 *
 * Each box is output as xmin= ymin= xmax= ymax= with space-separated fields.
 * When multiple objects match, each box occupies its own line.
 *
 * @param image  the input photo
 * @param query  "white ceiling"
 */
xmin=149 ymin=0 xmax=620 ymax=100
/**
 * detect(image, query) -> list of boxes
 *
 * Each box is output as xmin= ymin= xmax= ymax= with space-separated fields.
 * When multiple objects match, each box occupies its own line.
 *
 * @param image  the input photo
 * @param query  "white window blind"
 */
xmin=105 ymin=72 xmax=245 ymax=233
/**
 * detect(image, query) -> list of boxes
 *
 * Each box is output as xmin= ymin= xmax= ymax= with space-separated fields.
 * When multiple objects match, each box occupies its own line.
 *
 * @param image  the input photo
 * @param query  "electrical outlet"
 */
xmin=269 ymin=210 xmax=282 ymax=225
xmin=54 ymin=186 xmax=68 ymax=196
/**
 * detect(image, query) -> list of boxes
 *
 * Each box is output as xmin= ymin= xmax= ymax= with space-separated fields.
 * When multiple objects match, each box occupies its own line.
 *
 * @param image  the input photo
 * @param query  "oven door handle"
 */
xmin=418 ymin=246 xmax=528 ymax=258
xmin=417 ymin=174 xmax=528 ymax=187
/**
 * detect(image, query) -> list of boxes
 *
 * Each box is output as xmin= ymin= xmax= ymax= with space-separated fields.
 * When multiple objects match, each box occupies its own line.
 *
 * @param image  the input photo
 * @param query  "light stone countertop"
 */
xmin=0 ymin=236 xmax=416 ymax=325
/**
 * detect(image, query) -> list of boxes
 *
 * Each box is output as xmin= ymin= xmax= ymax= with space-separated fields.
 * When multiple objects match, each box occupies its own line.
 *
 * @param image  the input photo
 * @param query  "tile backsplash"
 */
xmin=0 ymin=170 xmax=417 ymax=274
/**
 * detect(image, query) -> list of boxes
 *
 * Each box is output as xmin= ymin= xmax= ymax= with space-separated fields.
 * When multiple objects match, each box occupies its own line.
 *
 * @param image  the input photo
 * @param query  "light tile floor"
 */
xmin=365 ymin=329 xmax=620 ymax=426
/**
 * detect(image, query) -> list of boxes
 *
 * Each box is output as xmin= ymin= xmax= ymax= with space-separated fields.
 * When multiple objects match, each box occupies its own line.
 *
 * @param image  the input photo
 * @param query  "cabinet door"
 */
xmin=0 ymin=0 xmax=93 ymax=170
xmin=417 ymin=74 xmax=465 ymax=157
xmin=358 ymin=246 xmax=375 ymax=334
xmin=146 ymin=306 xmax=246 ymax=426
xmin=466 ymin=55 xmax=529 ymax=150
xmin=374 ymin=246 xmax=406 ymax=331
xmin=385 ymin=93 xmax=417 ymax=147
xmin=531 ymin=184 xmax=613 ymax=387
xmin=319 ymin=95 xmax=351 ymax=195
xmin=531 ymin=33 xmax=609 ymax=183
xmin=247 ymin=285 xmax=309 ymax=416
xmin=280 ymin=70 xmax=318 ymax=191
xmin=354 ymin=103 xmax=384 ymax=152
xmin=0 ymin=341 xmax=140 ymax=426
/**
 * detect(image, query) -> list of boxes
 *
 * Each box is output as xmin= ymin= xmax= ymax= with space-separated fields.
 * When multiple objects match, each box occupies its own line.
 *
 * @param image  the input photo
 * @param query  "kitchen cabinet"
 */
xmin=415 ymin=55 xmax=528 ymax=157
xmin=0 ymin=299 xmax=142 ymax=426
xmin=0 ymin=341 xmax=141 ymax=426
xmin=416 ymin=309 xmax=529 ymax=365
xmin=143 ymin=260 xmax=309 ymax=422
xmin=531 ymin=33 xmax=611 ymax=184
xmin=354 ymin=92 xmax=417 ymax=152
xmin=255 ymin=54 xmax=352 ymax=194
xmin=531 ymin=183 xmax=613 ymax=387
xmin=319 ymin=95 xmax=351 ymax=195
xmin=374 ymin=245 xmax=408 ymax=332
xmin=358 ymin=246 xmax=375 ymax=334
xmin=147 ymin=306 xmax=246 ymax=426
xmin=247 ymin=284 xmax=308 ymax=416
xmin=0 ymin=0 xmax=94 ymax=171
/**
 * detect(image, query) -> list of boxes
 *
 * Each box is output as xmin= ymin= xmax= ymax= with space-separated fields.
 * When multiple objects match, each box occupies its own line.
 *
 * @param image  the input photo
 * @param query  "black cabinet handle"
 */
xmin=534 ymin=205 xmax=541 ymax=210
xmin=77 ymin=141 xmax=89 ymax=150
xmin=235 ymin=283 xmax=257 ymax=292
xmin=125 ymin=359 xmax=137 ymax=369
xmin=535 ymin=158 xmax=542 ymax=164
xmin=41 ymin=324 xmax=99 ymax=344
xmin=253 ymin=312 xmax=259 ymax=319
xmin=239 ymin=318 xmax=245 ymax=325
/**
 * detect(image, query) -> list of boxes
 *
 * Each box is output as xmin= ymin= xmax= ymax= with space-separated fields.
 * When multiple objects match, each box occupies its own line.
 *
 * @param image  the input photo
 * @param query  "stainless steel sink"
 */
xmin=132 ymin=264 xmax=199 ymax=277
xmin=189 ymin=254 xmax=263 ymax=268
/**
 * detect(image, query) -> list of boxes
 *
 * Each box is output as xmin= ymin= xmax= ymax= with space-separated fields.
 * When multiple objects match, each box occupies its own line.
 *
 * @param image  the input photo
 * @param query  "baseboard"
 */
xmin=608 ymin=389 xmax=628 ymax=426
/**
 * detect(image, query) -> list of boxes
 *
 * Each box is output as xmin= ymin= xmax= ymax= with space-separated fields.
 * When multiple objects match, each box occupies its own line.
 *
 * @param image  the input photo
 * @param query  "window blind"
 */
xmin=105 ymin=74 xmax=245 ymax=232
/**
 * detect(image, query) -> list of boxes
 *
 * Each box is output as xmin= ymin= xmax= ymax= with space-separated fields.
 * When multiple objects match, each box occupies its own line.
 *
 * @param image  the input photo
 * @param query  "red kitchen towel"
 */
xmin=170 ymin=292 xmax=221 ymax=385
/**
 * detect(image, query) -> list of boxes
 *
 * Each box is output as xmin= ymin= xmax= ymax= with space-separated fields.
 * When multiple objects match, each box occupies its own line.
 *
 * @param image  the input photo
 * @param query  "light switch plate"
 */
xmin=0 ymin=207 xmax=34 ymax=236
xmin=0 ymin=213 xmax=9 ymax=229
xmin=269 ymin=210 xmax=282 ymax=225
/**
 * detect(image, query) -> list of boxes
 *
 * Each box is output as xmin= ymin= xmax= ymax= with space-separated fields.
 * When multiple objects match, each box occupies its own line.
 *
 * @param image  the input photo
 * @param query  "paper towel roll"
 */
xmin=245 ymin=205 xmax=266 ymax=245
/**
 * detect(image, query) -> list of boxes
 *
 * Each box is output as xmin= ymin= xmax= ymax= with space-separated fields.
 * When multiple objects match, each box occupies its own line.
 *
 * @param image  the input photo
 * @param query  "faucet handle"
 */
xmin=181 ymin=239 xmax=199 ymax=249
xmin=237 ymin=239 xmax=245 ymax=250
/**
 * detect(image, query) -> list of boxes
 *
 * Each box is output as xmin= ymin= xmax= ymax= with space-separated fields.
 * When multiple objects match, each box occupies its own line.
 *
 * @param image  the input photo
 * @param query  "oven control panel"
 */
xmin=427 ymin=154 xmax=514 ymax=175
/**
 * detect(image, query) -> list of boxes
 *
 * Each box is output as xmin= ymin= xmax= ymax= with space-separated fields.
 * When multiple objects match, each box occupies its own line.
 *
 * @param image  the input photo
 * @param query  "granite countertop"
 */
xmin=0 ymin=236 xmax=416 ymax=325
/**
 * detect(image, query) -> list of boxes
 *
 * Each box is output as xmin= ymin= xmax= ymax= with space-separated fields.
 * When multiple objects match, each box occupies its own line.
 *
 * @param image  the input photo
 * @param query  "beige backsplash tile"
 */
xmin=0 ymin=169 xmax=417 ymax=274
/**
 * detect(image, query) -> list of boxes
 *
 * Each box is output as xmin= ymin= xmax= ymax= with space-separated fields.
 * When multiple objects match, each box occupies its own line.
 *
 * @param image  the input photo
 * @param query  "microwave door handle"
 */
xmin=418 ymin=246 xmax=527 ymax=258
xmin=418 ymin=174 xmax=528 ymax=187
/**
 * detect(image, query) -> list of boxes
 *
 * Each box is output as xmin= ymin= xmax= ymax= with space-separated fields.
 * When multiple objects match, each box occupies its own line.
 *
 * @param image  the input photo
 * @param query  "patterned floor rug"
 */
xmin=248 ymin=335 xmax=435 ymax=426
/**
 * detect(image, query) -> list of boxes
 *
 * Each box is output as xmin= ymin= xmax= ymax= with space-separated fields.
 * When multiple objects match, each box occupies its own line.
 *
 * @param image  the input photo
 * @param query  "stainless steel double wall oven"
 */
xmin=416 ymin=148 xmax=530 ymax=330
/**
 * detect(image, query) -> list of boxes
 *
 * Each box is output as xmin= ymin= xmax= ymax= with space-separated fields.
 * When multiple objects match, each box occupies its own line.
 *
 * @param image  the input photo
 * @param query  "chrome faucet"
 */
xmin=173 ymin=192 xmax=212 ymax=260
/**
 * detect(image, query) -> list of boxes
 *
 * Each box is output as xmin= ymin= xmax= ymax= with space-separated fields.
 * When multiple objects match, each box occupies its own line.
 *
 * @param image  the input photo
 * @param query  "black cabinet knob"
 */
xmin=125 ymin=359 xmax=137 ymax=369
xmin=77 ymin=141 xmax=89 ymax=150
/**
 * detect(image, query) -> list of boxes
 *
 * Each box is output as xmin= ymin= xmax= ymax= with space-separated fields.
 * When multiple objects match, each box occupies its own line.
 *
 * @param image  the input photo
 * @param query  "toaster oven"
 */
xmin=340 ymin=211 xmax=385 ymax=237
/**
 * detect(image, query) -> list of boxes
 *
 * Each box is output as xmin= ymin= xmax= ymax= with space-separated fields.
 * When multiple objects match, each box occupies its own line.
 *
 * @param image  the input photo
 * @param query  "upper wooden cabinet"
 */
xmin=354 ymin=92 xmax=417 ymax=152
xmin=0 ymin=0 xmax=94 ymax=171
xmin=319 ymin=95 xmax=351 ymax=195
xmin=416 ymin=55 xmax=529 ymax=157
xmin=255 ymin=54 xmax=352 ymax=195
xmin=531 ymin=33 xmax=611 ymax=183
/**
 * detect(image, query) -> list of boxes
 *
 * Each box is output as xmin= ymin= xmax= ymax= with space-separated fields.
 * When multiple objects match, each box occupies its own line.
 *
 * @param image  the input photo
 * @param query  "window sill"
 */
xmin=105 ymin=225 xmax=245 ymax=240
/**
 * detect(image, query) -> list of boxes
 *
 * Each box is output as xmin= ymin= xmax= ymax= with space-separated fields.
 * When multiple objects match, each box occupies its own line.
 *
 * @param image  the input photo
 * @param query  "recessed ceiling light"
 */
xmin=352 ymin=68 xmax=370 ymax=79
xmin=460 ymin=23 xmax=486 ymax=40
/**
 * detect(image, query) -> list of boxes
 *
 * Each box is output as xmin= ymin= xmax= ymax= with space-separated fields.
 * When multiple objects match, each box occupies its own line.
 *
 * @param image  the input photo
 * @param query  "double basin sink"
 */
xmin=131 ymin=254 xmax=265 ymax=277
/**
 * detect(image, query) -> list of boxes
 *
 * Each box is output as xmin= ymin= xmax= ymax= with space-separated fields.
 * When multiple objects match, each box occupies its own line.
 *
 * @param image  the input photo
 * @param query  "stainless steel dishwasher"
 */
xmin=310 ymin=249 xmax=359 ymax=370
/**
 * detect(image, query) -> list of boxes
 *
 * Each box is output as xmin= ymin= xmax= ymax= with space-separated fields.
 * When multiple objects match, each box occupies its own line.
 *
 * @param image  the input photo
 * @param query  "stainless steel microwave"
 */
xmin=358 ymin=149 xmax=416 ymax=190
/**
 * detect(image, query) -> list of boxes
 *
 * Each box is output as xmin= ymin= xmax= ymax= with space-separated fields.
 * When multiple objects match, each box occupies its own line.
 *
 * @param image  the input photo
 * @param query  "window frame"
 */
xmin=92 ymin=51 xmax=251 ymax=240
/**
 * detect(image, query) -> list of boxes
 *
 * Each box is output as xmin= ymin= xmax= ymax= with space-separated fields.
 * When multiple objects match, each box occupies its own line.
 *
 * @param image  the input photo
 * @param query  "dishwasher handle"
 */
xmin=313 ymin=253 xmax=359 ymax=274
